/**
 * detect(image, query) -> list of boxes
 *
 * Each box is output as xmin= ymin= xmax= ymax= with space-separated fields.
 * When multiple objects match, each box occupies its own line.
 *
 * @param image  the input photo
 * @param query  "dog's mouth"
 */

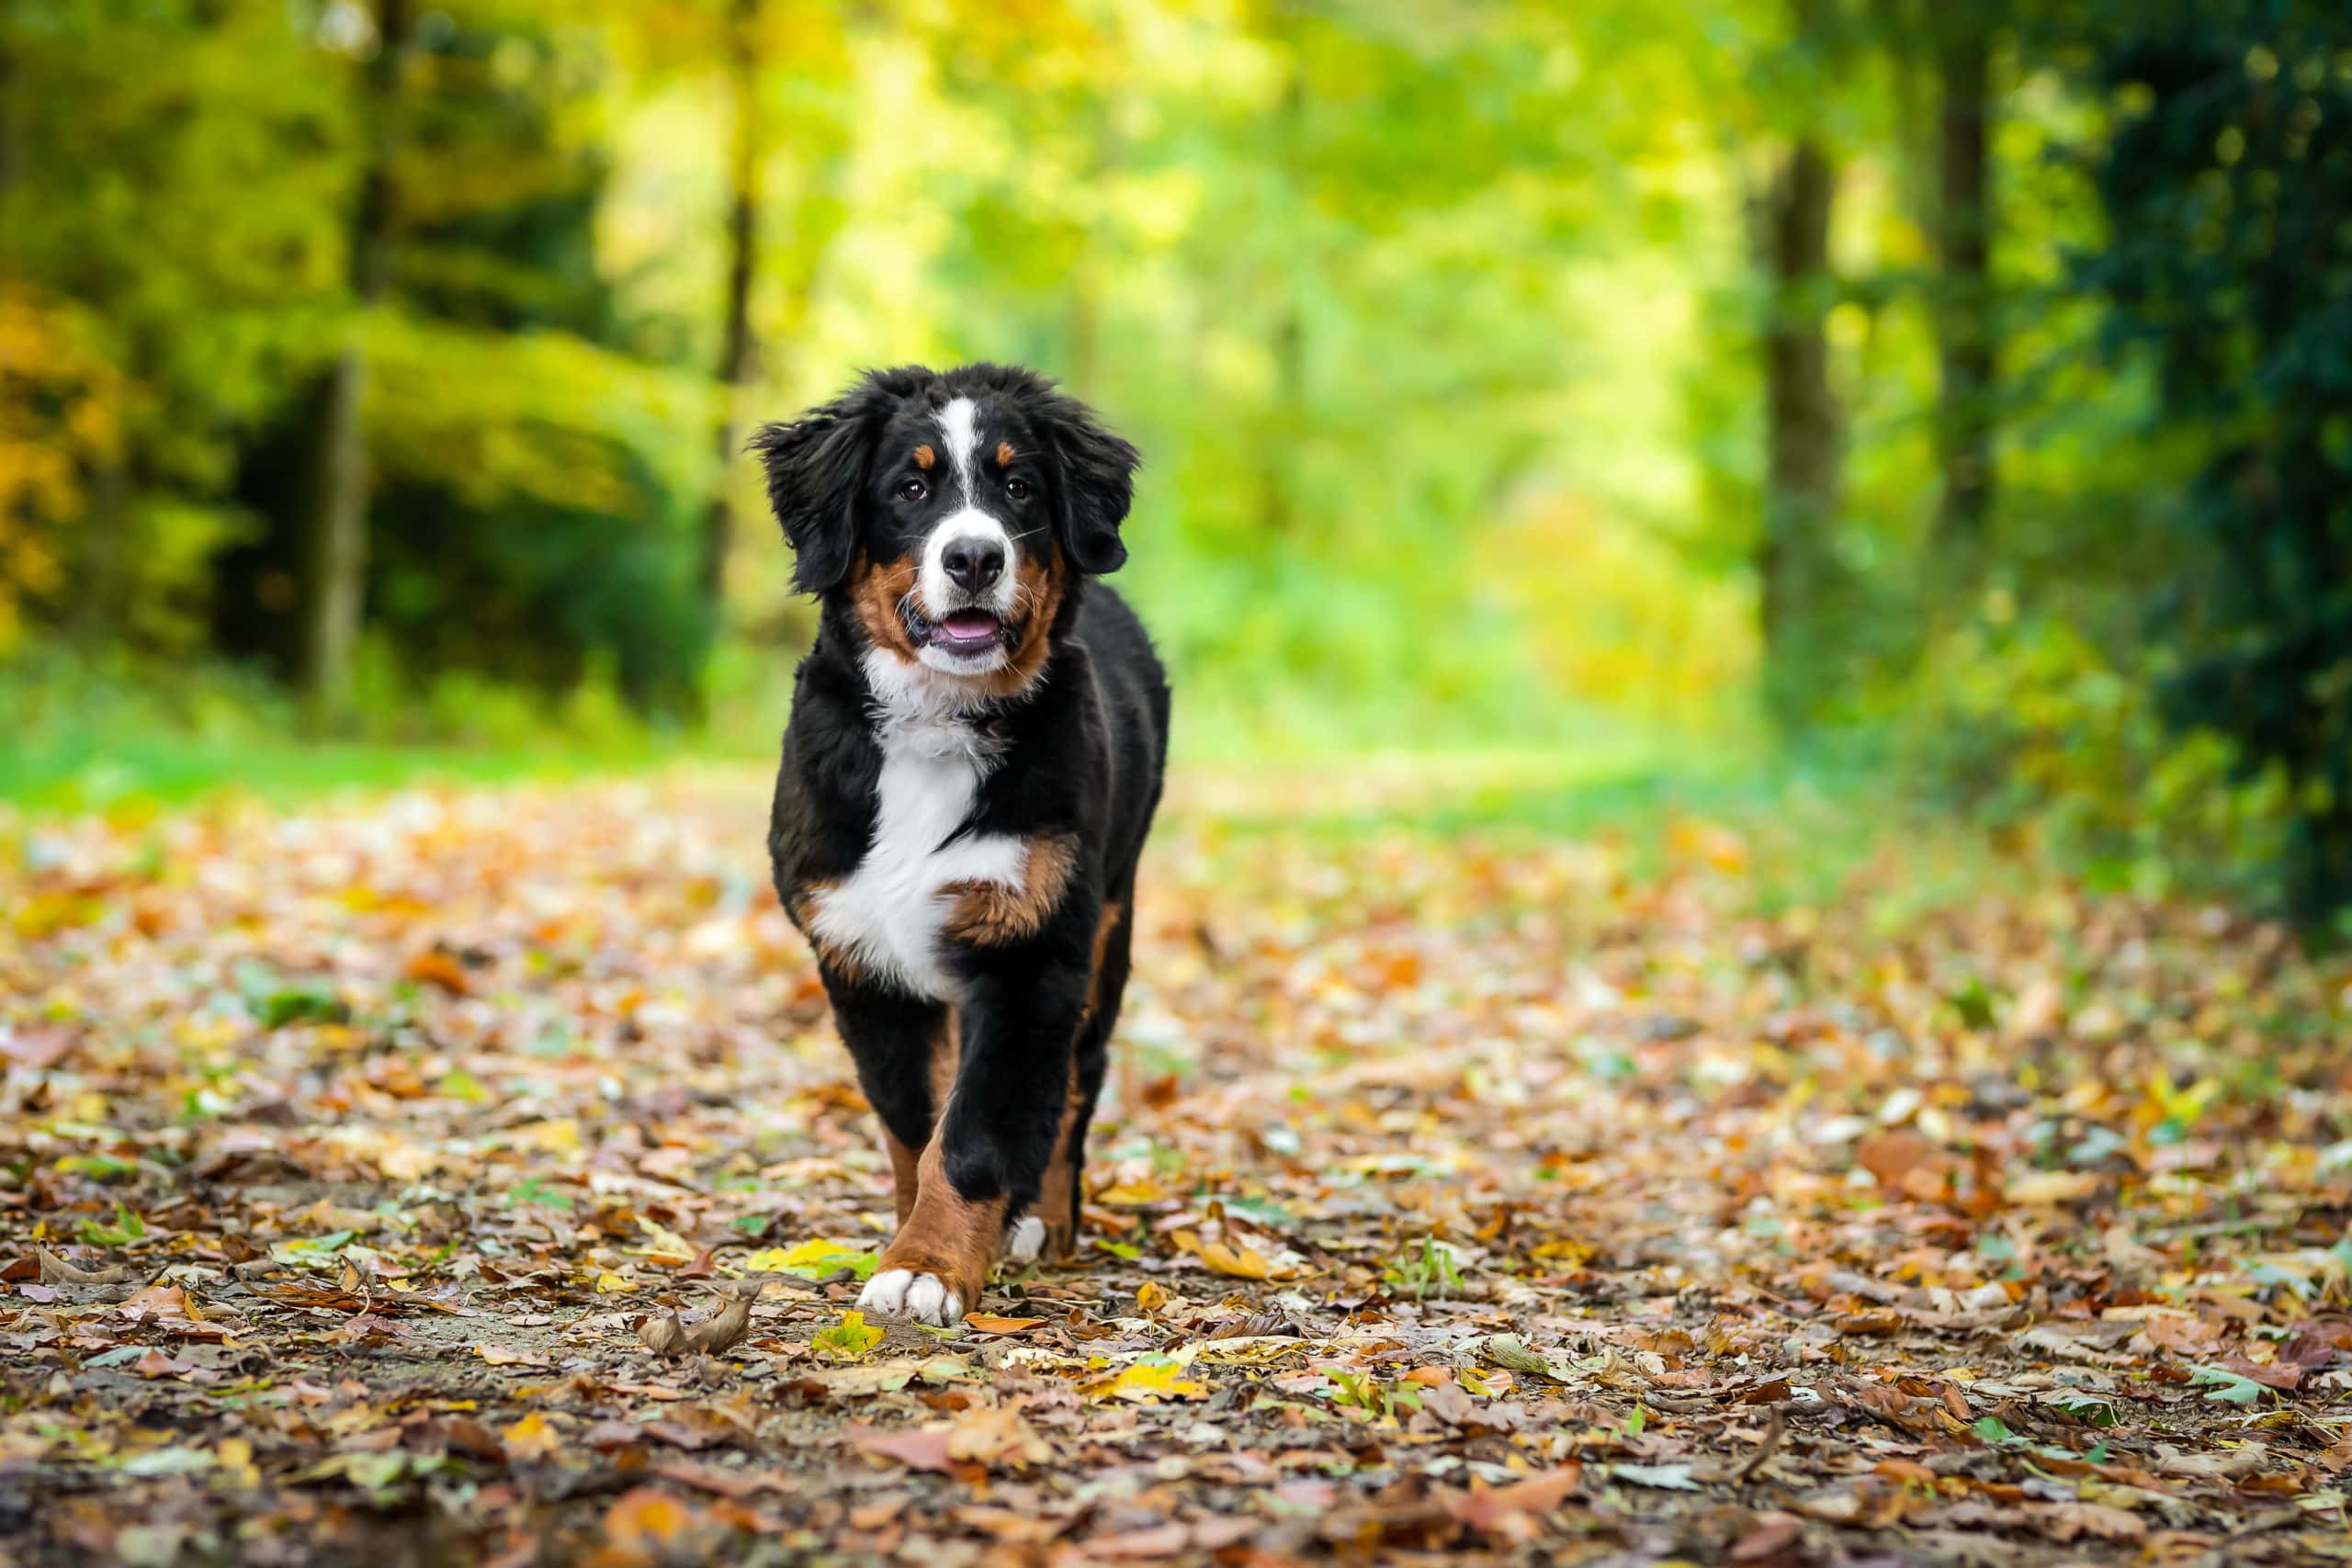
xmin=919 ymin=607 xmax=1007 ymax=658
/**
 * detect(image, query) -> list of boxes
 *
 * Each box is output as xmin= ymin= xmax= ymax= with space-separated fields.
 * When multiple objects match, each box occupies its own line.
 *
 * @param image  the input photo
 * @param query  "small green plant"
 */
xmin=78 ymin=1202 xmax=147 ymax=1247
xmin=1324 ymin=1369 xmax=1419 ymax=1418
xmin=1385 ymin=1237 xmax=1467 ymax=1301
xmin=503 ymin=1175 xmax=574 ymax=1211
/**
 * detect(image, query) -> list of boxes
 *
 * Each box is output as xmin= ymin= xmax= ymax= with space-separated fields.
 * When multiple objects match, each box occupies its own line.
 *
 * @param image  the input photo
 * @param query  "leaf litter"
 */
xmin=0 ymin=767 xmax=2348 ymax=1563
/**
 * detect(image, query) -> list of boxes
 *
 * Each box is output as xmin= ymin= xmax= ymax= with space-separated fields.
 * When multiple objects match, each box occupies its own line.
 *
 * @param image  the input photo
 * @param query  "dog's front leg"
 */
xmin=825 ymin=984 xmax=955 ymax=1230
xmin=858 ymin=964 xmax=1087 ymax=1325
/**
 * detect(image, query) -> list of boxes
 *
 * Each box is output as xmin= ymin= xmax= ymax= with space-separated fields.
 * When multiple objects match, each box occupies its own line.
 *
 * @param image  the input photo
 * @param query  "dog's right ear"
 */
xmin=750 ymin=380 xmax=892 ymax=596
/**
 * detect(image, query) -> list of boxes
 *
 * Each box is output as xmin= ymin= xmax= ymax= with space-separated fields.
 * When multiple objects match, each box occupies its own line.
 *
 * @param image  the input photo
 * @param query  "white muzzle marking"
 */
xmin=918 ymin=510 xmax=1020 ymax=621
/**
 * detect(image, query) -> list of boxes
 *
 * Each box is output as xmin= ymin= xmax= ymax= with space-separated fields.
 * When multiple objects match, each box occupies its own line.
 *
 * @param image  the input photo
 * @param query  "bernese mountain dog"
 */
xmin=755 ymin=364 xmax=1168 ymax=1325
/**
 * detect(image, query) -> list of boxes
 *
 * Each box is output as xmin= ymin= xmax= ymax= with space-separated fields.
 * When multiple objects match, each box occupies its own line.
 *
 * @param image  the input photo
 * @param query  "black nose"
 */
xmin=943 ymin=537 xmax=1004 ymax=592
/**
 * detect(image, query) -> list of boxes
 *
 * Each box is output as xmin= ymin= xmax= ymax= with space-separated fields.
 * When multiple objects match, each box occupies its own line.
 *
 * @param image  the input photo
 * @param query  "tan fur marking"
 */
xmin=883 ymin=1132 xmax=922 ymax=1226
xmin=1034 ymin=1074 xmax=1086 ymax=1259
xmin=1077 ymin=898 xmax=1124 ymax=1029
xmin=847 ymin=547 xmax=922 ymax=661
xmin=912 ymin=444 xmax=935 ymax=470
xmin=940 ymin=834 xmax=1078 ymax=944
xmin=876 ymin=1129 xmax=1004 ymax=1313
xmin=994 ymin=440 xmax=1015 ymax=468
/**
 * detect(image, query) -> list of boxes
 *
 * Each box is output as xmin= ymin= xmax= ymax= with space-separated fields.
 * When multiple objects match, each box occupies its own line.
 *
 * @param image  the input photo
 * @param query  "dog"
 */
xmin=756 ymin=364 xmax=1168 ymax=1325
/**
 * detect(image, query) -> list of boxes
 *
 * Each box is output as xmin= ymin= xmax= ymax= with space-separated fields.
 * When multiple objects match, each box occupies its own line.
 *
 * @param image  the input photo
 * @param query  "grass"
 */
xmin=0 ymin=653 xmax=2008 ymax=929
xmin=0 ymin=652 xmax=707 ymax=815
xmin=0 ymin=729 xmax=698 ymax=815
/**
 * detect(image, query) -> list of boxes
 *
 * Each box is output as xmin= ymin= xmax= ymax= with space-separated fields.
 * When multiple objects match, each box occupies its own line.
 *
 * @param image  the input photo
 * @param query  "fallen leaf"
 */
xmin=813 ymin=1310 xmax=886 ymax=1360
xmin=600 ymin=1486 xmax=697 ymax=1553
xmin=1098 ymin=1359 xmax=1211 ymax=1404
xmin=846 ymin=1425 xmax=956 ymax=1474
xmin=501 ymin=1411 xmax=562 ymax=1463
xmin=1442 ymin=1465 xmax=1583 ymax=1530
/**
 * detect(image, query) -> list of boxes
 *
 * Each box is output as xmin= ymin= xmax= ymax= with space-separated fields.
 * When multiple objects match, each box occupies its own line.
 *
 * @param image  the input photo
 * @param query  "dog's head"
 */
xmin=752 ymin=364 xmax=1140 ymax=692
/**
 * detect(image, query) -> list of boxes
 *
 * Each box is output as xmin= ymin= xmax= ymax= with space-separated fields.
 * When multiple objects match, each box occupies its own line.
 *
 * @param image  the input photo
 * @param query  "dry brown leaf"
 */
xmin=36 ymin=1248 xmax=136 ymax=1286
xmin=1442 ymin=1465 xmax=1583 ymax=1531
xmin=846 ymin=1424 xmax=958 ymax=1474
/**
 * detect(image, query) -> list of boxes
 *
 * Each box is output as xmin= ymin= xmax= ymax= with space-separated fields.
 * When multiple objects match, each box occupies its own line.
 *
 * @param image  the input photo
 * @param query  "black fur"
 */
xmin=761 ymin=364 xmax=1168 ymax=1258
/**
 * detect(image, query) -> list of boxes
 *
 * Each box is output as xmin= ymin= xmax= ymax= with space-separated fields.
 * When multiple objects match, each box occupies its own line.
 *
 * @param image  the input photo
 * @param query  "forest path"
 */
xmin=0 ymin=767 xmax=2342 ymax=1565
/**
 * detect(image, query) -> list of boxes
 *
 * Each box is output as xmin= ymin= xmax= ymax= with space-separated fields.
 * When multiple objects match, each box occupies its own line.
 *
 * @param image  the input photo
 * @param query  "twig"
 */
xmin=1734 ymin=1409 xmax=1785 ymax=1483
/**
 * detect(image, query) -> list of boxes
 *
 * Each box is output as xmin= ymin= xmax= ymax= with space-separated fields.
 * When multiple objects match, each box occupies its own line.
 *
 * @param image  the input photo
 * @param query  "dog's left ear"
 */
xmin=1040 ymin=393 xmax=1142 ymax=575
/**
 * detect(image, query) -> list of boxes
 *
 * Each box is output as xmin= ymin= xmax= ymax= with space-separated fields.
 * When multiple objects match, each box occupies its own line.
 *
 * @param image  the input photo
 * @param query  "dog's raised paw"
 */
xmin=858 ymin=1268 xmax=964 ymax=1326
xmin=1002 ymin=1215 xmax=1046 ymax=1265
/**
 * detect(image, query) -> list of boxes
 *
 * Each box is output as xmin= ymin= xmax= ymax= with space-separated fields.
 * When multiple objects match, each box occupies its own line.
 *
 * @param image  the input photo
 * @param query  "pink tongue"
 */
xmin=942 ymin=612 xmax=998 ymax=638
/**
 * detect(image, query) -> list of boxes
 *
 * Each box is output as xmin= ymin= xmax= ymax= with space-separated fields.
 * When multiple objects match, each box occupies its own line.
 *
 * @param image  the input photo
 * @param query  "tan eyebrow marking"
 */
xmin=995 ymin=441 xmax=1015 ymax=468
xmin=912 ymin=445 xmax=936 ymax=470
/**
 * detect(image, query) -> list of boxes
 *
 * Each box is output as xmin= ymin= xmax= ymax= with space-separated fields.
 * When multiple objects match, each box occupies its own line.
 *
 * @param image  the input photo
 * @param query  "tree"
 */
xmin=1757 ymin=134 xmax=1842 ymax=722
xmin=2064 ymin=0 xmax=2352 ymax=932
xmin=705 ymin=0 xmax=763 ymax=612
xmin=1745 ymin=0 xmax=1857 ymax=724
xmin=1927 ymin=5 xmax=1996 ymax=576
xmin=297 ymin=0 xmax=409 ymax=718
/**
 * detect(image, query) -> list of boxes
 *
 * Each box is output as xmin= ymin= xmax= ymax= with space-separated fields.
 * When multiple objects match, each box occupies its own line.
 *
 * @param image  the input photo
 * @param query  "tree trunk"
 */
xmin=1758 ymin=136 xmax=1842 ymax=723
xmin=703 ymin=0 xmax=763 ymax=618
xmin=297 ymin=0 xmax=407 ymax=719
xmin=1929 ymin=17 xmax=1995 ymax=570
xmin=1261 ymin=48 xmax=1306 ymax=537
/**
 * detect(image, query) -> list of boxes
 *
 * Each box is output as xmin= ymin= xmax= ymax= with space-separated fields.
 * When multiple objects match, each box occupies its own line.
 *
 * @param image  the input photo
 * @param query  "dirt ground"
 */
xmin=2 ymin=768 xmax=2346 ymax=1566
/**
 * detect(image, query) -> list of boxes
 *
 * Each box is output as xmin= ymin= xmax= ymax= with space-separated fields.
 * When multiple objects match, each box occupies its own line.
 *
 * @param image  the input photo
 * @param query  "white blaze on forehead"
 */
xmin=915 ymin=391 xmax=1020 ymax=643
xmin=938 ymin=396 xmax=980 ymax=504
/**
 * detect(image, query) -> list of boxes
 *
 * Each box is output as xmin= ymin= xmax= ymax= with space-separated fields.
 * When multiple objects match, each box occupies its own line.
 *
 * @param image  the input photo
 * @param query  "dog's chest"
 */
xmin=805 ymin=722 xmax=1025 ymax=999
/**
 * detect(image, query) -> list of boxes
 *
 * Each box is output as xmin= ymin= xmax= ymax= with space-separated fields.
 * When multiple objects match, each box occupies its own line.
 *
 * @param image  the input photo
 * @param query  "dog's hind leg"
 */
xmin=1033 ymin=894 xmax=1134 ymax=1260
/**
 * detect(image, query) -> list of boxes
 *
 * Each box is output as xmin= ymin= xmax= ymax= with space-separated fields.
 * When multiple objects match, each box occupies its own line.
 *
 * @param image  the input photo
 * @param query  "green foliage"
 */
xmin=2056 ymin=0 xmax=2352 ymax=935
xmin=2 ymin=0 xmax=350 ymax=648
xmin=1902 ymin=615 xmax=2290 ymax=903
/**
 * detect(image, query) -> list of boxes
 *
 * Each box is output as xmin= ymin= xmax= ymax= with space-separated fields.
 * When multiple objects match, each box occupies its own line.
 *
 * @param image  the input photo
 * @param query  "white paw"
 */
xmin=1003 ymin=1215 xmax=1046 ymax=1264
xmin=857 ymin=1268 xmax=964 ymax=1326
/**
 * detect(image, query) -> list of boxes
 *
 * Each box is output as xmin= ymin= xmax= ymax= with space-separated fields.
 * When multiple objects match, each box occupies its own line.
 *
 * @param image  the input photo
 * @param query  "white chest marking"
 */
xmin=807 ymin=651 xmax=1028 ymax=998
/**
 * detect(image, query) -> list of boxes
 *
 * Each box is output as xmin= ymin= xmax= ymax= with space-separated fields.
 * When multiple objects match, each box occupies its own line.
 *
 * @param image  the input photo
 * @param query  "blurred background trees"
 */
xmin=5 ymin=0 xmax=2350 ymax=937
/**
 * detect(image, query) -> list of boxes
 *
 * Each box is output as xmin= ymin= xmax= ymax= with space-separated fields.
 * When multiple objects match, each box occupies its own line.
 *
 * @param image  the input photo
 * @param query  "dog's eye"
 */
xmin=896 ymin=479 xmax=927 ymax=502
xmin=1004 ymin=478 xmax=1031 ymax=502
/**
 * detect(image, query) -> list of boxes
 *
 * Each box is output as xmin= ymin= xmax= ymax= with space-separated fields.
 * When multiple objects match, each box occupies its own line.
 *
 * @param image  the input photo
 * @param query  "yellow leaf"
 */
xmin=595 ymin=1270 xmax=635 ymax=1293
xmin=2003 ymin=1170 xmax=2101 ymax=1206
xmin=1098 ymin=1360 xmax=1210 ymax=1403
xmin=1531 ymin=1238 xmax=1595 ymax=1266
xmin=1136 ymin=1281 xmax=1171 ymax=1314
xmin=1098 ymin=1180 xmax=1170 ymax=1206
xmin=215 ymin=1437 xmax=258 ymax=1489
xmin=502 ymin=1411 xmax=561 ymax=1461
xmin=628 ymin=1216 xmax=696 ymax=1263
xmin=813 ymin=1310 xmax=887 ymax=1360
xmin=741 ymin=1238 xmax=878 ymax=1280
xmin=511 ymin=1119 xmax=580 ymax=1154
xmin=1198 ymin=1240 xmax=1273 ymax=1280
xmin=603 ymin=1485 xmax=695 ymax=1550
